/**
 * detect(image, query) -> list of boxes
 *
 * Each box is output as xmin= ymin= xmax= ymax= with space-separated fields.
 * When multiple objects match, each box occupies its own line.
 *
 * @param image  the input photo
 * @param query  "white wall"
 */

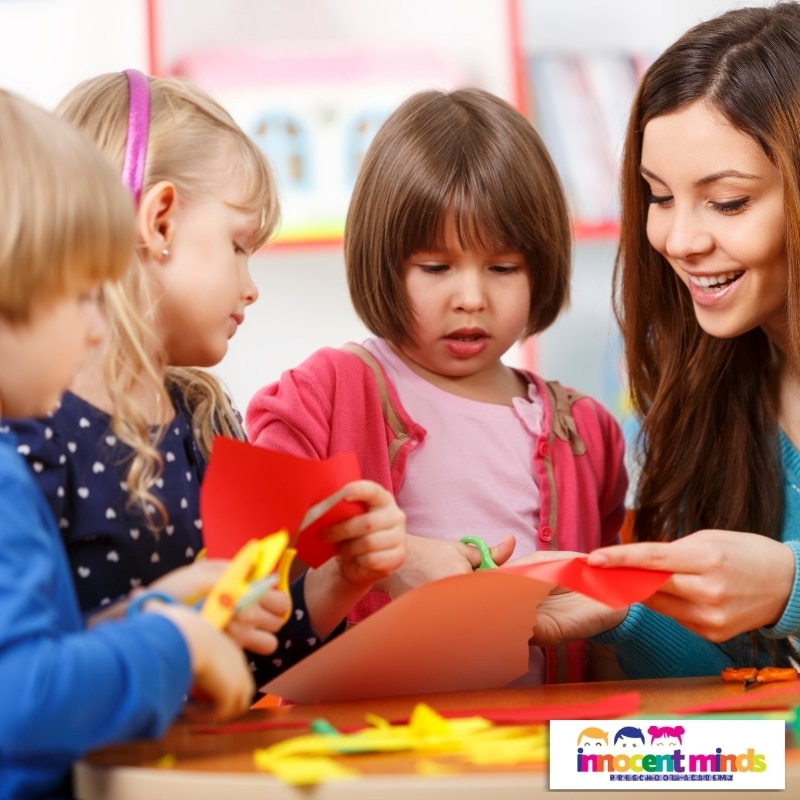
xmin=520 ymin=0 xmax=768 ymax=50
xmin=0 ymin=0 xmax=147 ymax=108
xmin=0 ymin=0 xmax=776 ymax=414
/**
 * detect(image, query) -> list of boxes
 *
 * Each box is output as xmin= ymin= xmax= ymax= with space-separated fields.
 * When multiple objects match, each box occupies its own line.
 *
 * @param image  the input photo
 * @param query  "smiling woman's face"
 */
xmin=642 ymin=100 xmax=788 ymax=348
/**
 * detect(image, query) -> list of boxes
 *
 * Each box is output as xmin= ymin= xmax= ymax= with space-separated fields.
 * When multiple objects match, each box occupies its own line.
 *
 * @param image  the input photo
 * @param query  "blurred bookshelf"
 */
xmin=526 ymin=51 xmax=650 ymax=240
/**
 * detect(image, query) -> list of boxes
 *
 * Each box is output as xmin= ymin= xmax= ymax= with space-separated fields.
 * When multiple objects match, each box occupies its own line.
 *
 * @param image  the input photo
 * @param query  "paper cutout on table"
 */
xmin=261 ymin=560 xmax=669 ymax=703
xmin=502 ymin=557 xmax=671 ymax=608
xmin=200 ymin=437 xmax=364 ymax=567
xmin=242 ymin=690 xmax=641 ymax=728
xmin=253 ymin=703 xmax=547 ymax=785
xmin=436 ymin=690 xmax=641 ymax=724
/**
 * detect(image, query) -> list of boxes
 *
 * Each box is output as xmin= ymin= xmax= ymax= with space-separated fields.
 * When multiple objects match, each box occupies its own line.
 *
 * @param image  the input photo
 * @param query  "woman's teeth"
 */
xmin=689 ymin=271 xmax=743 ymax=289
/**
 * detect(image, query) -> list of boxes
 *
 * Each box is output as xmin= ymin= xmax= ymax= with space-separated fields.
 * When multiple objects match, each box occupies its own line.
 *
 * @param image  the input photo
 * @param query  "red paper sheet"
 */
xmin=200 ymin=438 xmax=363 ymax=567
xmin=671 ymin=680 xmax=800 ymax=714
xmin=502 ymin=558 xmax=671 ymax=608
xmin=227 ymin=691 xmax=642 ymax=731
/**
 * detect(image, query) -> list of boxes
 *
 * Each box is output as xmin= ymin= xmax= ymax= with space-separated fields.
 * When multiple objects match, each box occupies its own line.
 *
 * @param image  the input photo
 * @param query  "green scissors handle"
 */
xmin=459 ymin=535 xmax=499 ymax=570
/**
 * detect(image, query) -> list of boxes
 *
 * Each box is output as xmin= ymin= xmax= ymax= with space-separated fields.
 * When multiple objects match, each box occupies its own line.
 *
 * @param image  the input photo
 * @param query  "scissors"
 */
xmin=459 ymin=535 xmax=499 ymax=570
xmin=721 ymin=666 xmax=798 ymax=691
xmin=200 ymin=487 xmax=354 ymax=630
xmin=199 ymin=529 xmax=296 ymax=629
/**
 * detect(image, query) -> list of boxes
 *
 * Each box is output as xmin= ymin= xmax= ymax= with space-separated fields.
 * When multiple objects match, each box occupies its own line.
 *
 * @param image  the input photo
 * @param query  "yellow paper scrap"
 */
xmin=416 ymin=759 xmax=461 ymax=775
xmin=253 ymin=753 xmax=357 ymax=785
xmin=252 ymin=703 xmax=547 ymax=785
xmin=462 ymin=734 xmax=548 ymax=766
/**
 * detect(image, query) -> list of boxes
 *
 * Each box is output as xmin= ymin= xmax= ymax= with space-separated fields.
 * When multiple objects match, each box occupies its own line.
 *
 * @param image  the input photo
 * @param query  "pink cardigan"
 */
xmin=246 ymin=344 xmax=628 ymax=683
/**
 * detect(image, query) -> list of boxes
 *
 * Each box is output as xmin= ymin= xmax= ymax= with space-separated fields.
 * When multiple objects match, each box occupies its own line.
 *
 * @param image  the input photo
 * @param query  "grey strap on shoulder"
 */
xmin=341 ymin=342 xmax=409 ymax=467
xmin=544 ymin=380 xmax=587 ymax=456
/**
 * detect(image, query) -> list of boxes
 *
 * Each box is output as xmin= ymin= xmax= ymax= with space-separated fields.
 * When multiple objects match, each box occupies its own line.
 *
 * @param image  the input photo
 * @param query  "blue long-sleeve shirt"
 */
xmin=0 ymin=431 xmax=192 ymax=799
xmin=593 ymin=431 xmax=800 ymax=677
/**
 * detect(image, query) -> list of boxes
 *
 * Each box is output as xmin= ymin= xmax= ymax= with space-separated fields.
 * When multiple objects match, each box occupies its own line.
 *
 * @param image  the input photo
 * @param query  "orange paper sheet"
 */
xmin=261 ymin=562 xmax=669 ymax=703
xmin=262 ymin=558 xmax=669 ymax=703
xmin=262 ymin=570 xmax=546 ymax=702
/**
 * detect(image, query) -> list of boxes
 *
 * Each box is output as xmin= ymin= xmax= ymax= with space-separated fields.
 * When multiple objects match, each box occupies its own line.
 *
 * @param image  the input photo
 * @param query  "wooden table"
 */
xmin=75 ymin=676 xmax=800 ymax=799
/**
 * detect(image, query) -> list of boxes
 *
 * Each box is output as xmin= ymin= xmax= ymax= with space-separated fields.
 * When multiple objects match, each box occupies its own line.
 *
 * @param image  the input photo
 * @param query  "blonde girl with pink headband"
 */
xmin=6 ymin=70 xmax=406 ymax=692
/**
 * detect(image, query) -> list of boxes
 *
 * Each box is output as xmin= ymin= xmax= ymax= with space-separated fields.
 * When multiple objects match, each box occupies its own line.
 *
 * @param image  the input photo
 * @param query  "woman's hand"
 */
xmin=504 ymin=549 xmax=628 ymax=645
xmin=529 ymin=587 xmax=628 ymax=646
xmin=587 ymin=530 xmax=795 ymax=641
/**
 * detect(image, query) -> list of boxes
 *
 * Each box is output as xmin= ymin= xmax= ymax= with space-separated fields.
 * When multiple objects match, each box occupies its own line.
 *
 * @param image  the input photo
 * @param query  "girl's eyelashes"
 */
xmin=490 ymin=264 xmax=522 ymax=274
xmin=78 ymin=286 xmax=102 ymax=305
xmin=418 ymin=263 xmax=449 ymax=273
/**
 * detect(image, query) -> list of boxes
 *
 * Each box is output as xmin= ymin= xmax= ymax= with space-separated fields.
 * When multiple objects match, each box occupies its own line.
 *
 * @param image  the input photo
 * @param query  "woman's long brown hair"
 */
xmin=615 ymin=3 xmax=800 ymax=664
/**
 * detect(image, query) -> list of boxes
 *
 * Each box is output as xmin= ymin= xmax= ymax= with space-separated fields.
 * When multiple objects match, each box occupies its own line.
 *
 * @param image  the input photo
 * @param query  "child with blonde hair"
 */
xmin=247 ymin=87 xmax=627 ymax=683
xmin=7 ymin=70 xmax=406 ymax=686
xmin=0 ymin=87 xmax=254 ymax=800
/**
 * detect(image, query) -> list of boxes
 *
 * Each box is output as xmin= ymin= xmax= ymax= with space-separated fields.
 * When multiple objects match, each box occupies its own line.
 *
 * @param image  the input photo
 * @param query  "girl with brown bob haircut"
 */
xmin=531 ymin=2 xmax=800 ymax=678
xmin=345 ymin=87 xmax=570 ymax=344
xmin=248 ymin=87 xmax=628 ymax=685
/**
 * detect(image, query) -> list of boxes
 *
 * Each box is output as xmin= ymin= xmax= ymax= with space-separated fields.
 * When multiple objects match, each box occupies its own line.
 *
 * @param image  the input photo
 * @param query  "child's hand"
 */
xmin=302 ymin=480 xmax=406 ymax=639
xmin=146 ymin=558 xmax=229 ymax=603
xmin=147 ymin=602 xmax=254 ymax=721
xmin=376 ymin=533 xmax=516 ymax=598
xmin=144 ymin=560 xmax=291 ymax=656
xmin=225 ymin=589 xmax=291 ymax=655
xmin=321 ymin=479 xmax=407 ymax=588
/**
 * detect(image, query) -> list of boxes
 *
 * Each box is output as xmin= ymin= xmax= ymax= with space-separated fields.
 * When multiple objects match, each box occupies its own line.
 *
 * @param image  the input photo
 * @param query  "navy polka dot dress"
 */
xmin=9 ymin=391 xmax=205 ymax=612
xmin=5 ymin=390 xmax=332 ymax=688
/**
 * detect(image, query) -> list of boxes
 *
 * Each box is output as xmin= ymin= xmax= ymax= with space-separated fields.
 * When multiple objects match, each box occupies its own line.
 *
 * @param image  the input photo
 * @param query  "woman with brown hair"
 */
xmin=533 ymin=2 xmax=800 ymax=678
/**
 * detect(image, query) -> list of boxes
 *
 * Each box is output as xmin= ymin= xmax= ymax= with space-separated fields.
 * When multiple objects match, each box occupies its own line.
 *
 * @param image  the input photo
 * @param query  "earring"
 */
xmin=161 ymin=248 xmax=169 ymax=258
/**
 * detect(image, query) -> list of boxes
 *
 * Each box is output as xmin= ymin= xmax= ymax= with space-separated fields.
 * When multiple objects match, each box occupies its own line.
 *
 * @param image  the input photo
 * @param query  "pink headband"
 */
xmin=121 ymin=69 xmax=151 ymax=205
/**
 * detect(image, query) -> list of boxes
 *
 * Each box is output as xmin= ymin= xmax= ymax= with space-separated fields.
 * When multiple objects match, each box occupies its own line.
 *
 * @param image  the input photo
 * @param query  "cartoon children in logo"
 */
xmin=614 ymin=726 xmax=645 ymax=748
xmin=648 ymin=725 xmax=685 ymax=747
xmin=578 ymin=727 xmax=609 ymax=749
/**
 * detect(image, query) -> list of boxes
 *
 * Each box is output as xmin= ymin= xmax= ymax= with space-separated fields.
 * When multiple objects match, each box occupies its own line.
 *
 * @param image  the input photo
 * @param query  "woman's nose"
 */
xmin=663 ymin=207 xmax=714 ymax=260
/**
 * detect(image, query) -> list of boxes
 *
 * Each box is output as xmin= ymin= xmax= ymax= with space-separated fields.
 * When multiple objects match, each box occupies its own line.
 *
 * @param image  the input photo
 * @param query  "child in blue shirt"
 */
xmin=0 ymin=88 xmax=255 ymax=800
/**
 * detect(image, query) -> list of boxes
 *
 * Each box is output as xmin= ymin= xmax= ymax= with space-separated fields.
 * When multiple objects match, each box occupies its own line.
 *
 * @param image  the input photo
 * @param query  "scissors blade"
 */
xmin=295 ymin=487 xmax=351 ymax=542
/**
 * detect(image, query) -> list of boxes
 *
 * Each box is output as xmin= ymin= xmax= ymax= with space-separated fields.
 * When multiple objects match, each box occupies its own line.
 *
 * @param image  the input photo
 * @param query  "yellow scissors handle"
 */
xmin=200 ymin=530 xmax=289 ymax=629
xmin=274 ymin=547 xmax=297 ymax=623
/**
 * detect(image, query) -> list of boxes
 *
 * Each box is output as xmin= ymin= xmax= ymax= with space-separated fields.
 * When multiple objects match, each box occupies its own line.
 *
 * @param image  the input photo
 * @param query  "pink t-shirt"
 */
xmin=363 ymin=338 xmax=547 ymax=684
xmin=363 ymin=338 xmax=544 ymax=556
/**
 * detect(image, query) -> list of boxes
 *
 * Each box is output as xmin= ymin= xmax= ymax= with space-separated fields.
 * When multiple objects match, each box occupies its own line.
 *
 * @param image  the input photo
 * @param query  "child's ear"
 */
xmin=137 ymin=180 xmax=177 ymax=261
